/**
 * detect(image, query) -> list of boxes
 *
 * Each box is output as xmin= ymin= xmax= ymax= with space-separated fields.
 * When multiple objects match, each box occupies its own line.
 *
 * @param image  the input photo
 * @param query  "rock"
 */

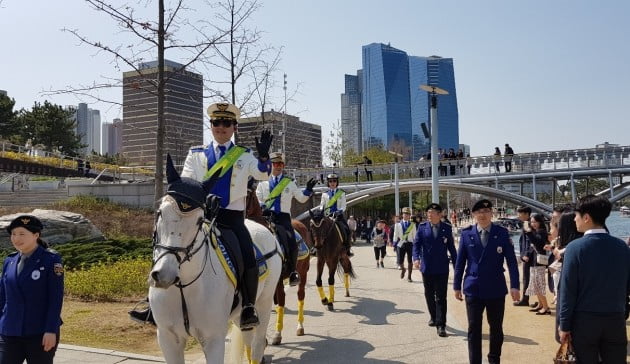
xmin=0 ymin=209 xmax=105 ymax=248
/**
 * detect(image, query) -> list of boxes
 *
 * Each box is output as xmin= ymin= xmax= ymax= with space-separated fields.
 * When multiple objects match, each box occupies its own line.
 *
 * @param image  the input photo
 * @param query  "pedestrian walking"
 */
xmin=394 ymin=207 xmax=416 ymax=282
xmin=413 ymin=203 xmax=457 ymax=337
xmin=493 ymin=147 xmax=501 ymax=173
xmin=0 ymin=215 xmax=64 ymax=364
xmin=371 ymin=220 xmax=388 ymax=268
xmin=363 ymin=156 xmax=373 ymax=181
xmin=453 ymin=199 xmax=520 ymax=364
xmin=504 ymin=144 xmax=514 ymax=172
xmin=558 ymin=195 xmax=630 ymax=363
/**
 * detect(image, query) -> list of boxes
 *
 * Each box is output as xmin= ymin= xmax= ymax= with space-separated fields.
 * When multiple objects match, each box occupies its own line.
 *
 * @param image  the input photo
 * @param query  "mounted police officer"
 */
xmin=0 ymin=215 xmax=64 ymax=364
xmin=319 ymin=173 xmax=353 ymax=256
xmin=453 ymin=199 xmax=520 ymax=364
xmin=130 ymin=102 xmax=272 ymax=330
xmin=256 ymin=152 xmax=317 ymax=286
xmin=412 ymin=203 xmax=457 ymax=337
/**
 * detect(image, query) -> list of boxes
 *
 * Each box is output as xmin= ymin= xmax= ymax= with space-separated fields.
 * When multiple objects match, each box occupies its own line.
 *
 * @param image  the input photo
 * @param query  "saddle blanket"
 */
xmin=212 ymin=234 xmax=270 ymax=288
xmin=296 ymin=231 xmax=310 ymax=261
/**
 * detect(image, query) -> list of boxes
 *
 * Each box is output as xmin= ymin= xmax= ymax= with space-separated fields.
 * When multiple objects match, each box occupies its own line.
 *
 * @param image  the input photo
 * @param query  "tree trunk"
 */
xmin=154 ymin=0 xmax=165 ymax=209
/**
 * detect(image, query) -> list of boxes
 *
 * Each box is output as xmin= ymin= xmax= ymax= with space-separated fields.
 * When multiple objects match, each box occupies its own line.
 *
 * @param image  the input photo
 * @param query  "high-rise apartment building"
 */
xmin=341 ymin=72 xmax=362 ymax=154
xmin=122 ymin=60 xmax=203 ymax=166
xmin=236 ymin=111 xmax=322 ymax=169
xmin=102 ymin=118 xmax=123 ymax=155
xmin=354 ymin=43 xmax=459 ymax=160
xmin=74 ymin=103 xmax=101 ymax=155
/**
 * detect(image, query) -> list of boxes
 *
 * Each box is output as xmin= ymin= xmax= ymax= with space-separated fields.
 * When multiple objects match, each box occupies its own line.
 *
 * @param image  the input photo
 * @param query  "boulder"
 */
xmin=0 ymin=209 xmax=105 ymax=248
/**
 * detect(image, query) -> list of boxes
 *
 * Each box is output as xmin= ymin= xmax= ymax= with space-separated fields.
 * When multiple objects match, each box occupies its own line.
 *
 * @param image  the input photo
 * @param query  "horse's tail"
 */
xmin=226 ymin=323 xmax=245 ymax=364
xmin=337 ymin=256 xmax=356 ymax=279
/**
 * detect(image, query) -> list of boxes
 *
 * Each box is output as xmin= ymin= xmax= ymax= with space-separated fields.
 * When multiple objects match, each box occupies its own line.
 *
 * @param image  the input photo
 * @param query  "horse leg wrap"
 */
xmin=317 ymin=286 xmax=326 ymax=301
xmin=245 ymin=346 xmax=252 ymax=362
xmin=328 ymin=285 xmax=335 ymax=303
xmin=275 ymin=306 xmax=284 ymax=332
xmin=344 ymin=273 xmax=350 ymax=289
xmin=297 ymin=300 xmax=305 ymax=324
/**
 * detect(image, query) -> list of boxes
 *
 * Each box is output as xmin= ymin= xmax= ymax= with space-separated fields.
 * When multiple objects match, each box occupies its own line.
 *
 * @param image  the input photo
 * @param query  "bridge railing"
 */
xmin=286 ymin=145 xmax=630 ymax=186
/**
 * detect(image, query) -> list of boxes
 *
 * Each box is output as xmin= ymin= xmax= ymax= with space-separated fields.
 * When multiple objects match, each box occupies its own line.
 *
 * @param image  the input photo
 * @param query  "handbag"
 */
xmin=536 ymin=252 xmax=550 ymax=265
xmin=553 ymin=339 xmax=576 ymax=363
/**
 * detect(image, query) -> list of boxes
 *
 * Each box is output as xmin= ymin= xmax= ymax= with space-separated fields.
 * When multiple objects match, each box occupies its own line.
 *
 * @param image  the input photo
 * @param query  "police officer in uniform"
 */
xmin=0 ymin=215 xmax=64 ymax=364
xmin=453 ymin=199 xmax=520 ymax=364
xmin=412 ymin=203 xmax=457 ymax=337
xmin=256 ymin=152 xmax=317 ymax=286
xmin=394 ymin=207 xmax=416 ymax=282
xmin=319 ymin=173 xmax=353 ymax=256
xmin=130 ymin=103 xmax=272 ymax=330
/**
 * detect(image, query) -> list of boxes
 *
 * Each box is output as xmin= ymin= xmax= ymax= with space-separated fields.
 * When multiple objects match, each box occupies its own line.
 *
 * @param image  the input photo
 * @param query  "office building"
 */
xmin=102 ymin=118 xmax=123 ymax=155
xmin=122 ymin=59 xmax=203 ymax=166
xmin=74 ymin=103 xmax=101 ymax=155
xmin=237 ymin=111 xmax=322 ymax=169
xmin=354 ymin=43 xmax=459 ymax=161
xmin=341 ymin=71 xmax=362 ymax=154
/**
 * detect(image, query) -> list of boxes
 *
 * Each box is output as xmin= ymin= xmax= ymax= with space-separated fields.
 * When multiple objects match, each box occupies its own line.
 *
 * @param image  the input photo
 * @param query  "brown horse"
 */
xmin=307 ymin=209 xmax=355 ymax=311
xmin=245 ymin=188 xmax=311 ymax=345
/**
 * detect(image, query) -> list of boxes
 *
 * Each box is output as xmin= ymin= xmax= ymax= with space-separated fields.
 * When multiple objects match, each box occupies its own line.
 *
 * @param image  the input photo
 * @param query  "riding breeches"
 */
xmin=216 ymin=208 xmax=256 ymax=269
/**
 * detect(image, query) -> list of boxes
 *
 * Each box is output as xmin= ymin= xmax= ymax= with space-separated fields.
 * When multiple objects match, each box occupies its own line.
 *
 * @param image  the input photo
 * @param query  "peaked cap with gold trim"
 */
xmin=207 ymin=103 xmax=241 ymax=121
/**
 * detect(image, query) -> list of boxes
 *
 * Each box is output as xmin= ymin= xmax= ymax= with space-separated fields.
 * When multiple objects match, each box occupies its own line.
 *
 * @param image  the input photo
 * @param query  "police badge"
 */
xmin=53 ymin=263 xmax=64 ymax=276
xmin=497 ymin=246 xmax=503 ymax=254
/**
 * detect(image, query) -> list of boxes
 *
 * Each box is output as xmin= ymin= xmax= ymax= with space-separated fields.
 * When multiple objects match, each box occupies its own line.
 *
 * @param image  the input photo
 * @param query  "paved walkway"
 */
xmin=54 ymin=240 xmax=629 ymax=363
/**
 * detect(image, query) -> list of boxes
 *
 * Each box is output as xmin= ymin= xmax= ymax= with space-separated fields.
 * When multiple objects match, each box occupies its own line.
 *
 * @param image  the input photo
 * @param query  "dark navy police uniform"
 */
xmin=413 ymin=220 xmax=457 ymax=328
xmin=0 ymin=245 xmax=64 ymax=364
xmin=453 ymin=223 xmax=519 ymax=364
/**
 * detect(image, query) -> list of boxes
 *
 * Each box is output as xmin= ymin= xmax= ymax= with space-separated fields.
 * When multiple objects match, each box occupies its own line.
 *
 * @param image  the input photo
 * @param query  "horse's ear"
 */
xmin=166 ymin=154 xmax=180 ymax=184
xmin=202 ymin=168 xmax=222 ymax=194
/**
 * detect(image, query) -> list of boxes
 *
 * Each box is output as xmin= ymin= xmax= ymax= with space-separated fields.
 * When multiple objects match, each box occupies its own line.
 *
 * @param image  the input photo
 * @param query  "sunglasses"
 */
xmin=211 ymin=119 xmax=236 ymax=128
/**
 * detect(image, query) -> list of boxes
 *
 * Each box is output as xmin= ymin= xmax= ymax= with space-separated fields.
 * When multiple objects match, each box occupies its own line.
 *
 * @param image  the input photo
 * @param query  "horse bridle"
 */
xmin=151 ymin=201 xmax=214 ymax=336
xmin=309 ymin=215 xmax=336 ymax=248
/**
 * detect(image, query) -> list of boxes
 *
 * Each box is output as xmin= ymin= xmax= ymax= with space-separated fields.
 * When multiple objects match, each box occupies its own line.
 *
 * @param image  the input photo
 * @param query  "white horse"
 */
xmin=149 ymin=155 xmax=282 ymax=364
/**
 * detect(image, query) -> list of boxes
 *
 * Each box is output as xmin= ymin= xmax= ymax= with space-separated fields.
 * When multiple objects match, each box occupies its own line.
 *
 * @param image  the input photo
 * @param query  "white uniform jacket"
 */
xmin=256 ymin=175 xmax=311 ymax=215
xmin=319 ymin=189 xmax=347 ymax=213
xmin=181 ymin=142 xmax=270 ymax=210
xmin=393 ymin=220 xmax=417 ymax=246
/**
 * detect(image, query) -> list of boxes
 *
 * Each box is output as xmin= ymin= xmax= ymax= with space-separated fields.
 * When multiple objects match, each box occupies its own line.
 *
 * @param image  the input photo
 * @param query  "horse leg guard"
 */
xmin=328 ymin=285 xmax=335 ymax=303
xmin=271 ymin=306 xmax=283 ymax=346
xmin=240 ymin=267 xmax=260 ymax=330
xmin=317 ymin=285 xmax=327 ymax=305
xmin=297 ymin=300 xmax=305 ymax=336
xmin=344 ymin=273 xmax=351 ymax=297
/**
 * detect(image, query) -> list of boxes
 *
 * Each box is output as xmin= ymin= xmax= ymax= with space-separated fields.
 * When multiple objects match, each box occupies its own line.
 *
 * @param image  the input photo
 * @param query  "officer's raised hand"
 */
xmin=306 ymin=178 xmax=318 ymax=192
xmin=255 ymin=129 xmax=273 ymax=160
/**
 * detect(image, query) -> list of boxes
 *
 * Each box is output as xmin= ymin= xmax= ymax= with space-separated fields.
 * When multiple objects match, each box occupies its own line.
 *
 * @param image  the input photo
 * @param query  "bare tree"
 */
xmin=46 ymin=0 xmax=227 ymax=207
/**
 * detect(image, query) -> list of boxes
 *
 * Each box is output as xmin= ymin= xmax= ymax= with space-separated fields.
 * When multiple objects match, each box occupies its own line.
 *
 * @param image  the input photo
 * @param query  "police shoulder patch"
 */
xmin=53 ymin=263 xmax=64 ymax=276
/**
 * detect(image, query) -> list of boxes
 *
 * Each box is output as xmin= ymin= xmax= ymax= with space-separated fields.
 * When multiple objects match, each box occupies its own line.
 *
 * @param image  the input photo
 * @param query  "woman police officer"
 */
xmin=0 ymin=215 xmax=64 ymax=364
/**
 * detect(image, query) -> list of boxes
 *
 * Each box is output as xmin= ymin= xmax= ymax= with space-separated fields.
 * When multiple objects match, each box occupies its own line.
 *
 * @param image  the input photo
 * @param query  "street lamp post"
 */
xmin=282 ymin=73 xmax=287 ymax=153
xmin=420 ymin=85 xmax=449 ymax=204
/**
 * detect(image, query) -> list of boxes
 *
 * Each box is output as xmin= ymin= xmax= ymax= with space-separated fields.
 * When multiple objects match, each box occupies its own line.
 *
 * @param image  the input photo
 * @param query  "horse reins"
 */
xmin=152 ymin=208 xmax=212 ymax=336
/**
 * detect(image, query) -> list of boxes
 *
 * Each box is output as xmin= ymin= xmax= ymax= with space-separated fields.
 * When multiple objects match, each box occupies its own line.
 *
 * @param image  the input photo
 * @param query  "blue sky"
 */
xmin=2 ymin=0 xmax=629 ymax=158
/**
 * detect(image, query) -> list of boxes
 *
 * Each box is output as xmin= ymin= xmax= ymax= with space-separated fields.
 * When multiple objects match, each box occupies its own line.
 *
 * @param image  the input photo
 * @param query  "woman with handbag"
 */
xmin=524 ymin=213 xmax=551 ymax=315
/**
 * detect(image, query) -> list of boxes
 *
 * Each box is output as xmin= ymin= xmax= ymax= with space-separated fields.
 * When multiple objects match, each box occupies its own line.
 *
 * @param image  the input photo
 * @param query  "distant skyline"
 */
xmin=2 ymin=0 xmax=629 ymax=161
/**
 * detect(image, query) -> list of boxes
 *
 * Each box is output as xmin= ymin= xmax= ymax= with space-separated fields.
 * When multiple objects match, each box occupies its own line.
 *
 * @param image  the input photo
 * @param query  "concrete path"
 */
xmin=56 ymin=239 xmax=628 ymax=363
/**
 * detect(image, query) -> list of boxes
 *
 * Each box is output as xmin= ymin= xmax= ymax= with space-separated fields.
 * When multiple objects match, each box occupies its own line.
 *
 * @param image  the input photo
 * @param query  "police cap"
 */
xmin=401 ymin=207 xmax=412 ymax=214
xmin=472 ymin=199 xmax=493 ymax=212
xmin=425 ymin=203 xmax=443 ymax=212
xmin=270 ymin=152 xmax=285 ymax=164
xmin=327 ymin=173 xmax=339 ymax=181
xmin=6 ymin=215 xmax=44 ymax=234
xmin=207 ymin=103 xmax=241 ymax=121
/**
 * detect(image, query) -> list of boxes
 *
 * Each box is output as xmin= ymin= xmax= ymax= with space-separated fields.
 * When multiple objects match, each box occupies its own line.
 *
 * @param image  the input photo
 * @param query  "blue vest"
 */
xmin=204 ymin=143 xmax=234 ymax=208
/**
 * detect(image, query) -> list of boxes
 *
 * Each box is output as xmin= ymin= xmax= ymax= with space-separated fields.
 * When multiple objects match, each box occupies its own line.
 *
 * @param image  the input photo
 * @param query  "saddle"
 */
xmin=209 ymin=224 xmax=271 ymax=290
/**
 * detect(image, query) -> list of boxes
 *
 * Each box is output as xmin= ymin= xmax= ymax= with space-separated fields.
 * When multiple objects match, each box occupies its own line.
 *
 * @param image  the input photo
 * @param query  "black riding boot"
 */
xmin=288 ymin=241 xmax=300 ymax=286
xmin=128 ymin=297 xmax=156 ymax=326
xmin=240 ymin=267 xmax=260 ymax=330
xmin=343 ymin=238 xmax=354 ymax=257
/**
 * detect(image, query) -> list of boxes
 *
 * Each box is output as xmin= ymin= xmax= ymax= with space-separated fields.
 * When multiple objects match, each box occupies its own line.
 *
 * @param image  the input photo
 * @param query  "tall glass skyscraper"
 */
xmin=357 ymin=43 xmax=459 ymax=160
xmin=341 ymin=72 xmax=362 ymax=153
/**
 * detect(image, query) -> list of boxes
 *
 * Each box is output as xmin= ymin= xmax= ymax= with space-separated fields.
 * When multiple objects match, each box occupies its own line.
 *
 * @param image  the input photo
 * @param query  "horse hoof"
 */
xmin=345 ymin=292 xmax=350 ymax=297
xmin=271 ymin=332 xmax=282 ymax=345
xmin=321 ymin=298 xmax=329 ymax=305
xmin=296 ymin=327 xmax=304 ymax=336
xmin=327 ymin=303 xmax=334 ymax=311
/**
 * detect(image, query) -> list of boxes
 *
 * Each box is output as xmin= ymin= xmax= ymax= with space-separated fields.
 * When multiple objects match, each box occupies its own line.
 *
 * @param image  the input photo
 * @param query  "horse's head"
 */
xmin=308 ymin=208 xmax=334 ymax=250
xmin=150 ymin=154 xmax=220 ymax=289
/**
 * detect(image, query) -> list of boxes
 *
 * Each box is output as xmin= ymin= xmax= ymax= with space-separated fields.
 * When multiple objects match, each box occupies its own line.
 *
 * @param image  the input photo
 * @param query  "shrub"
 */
xmin=52 ymin=238 xmax=152 ymax=270
xmin=65 ymin=257 xmax=151 ymax=301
